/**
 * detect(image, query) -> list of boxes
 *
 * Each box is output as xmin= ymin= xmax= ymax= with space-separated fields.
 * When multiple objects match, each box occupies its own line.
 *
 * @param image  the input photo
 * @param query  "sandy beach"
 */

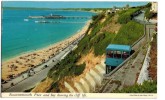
xmin=2 ymin=20 xmax=92 ymax=81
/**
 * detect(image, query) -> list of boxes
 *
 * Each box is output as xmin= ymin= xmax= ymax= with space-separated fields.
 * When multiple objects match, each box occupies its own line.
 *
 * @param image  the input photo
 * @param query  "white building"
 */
xmin=150 ymin=2 xmax=158 ymax=13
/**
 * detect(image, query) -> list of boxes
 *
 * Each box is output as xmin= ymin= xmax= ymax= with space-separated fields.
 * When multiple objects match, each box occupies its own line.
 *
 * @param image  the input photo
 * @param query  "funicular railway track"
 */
xmin=94 ymin=22 xmax=156 ymax=93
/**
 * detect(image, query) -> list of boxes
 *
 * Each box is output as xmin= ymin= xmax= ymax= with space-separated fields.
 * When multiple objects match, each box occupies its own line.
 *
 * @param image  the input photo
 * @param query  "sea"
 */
xmin=2 ymin=9 xmax=95 ymax=61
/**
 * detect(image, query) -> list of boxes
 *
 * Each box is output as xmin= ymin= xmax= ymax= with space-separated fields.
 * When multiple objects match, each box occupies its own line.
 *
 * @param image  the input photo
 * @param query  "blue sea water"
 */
xmin=2 ymin=9 xmax=95 ymax=61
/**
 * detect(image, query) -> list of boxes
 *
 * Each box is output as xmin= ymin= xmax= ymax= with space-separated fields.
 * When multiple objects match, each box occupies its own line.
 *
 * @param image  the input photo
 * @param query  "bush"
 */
xmin=112 ymin=81 xmax=157 ymax=93
xmin=74 ymin=63 xmax=86 ymax=75
xmin=93 ymin=32 xmax=115 ymax=56
xmin=118 ymin=8 xmax=140 ymax=24
xmin=112 ymin=21 xmax=144 ymax=45
xmin=145 ymin=8 xmax=157 ymax=20
xmin=118 ymin=13 xmax=131 ymax=24
xmin=145 ymin=3 xmax=152 ymax=8
xmin=102 ymin=13 xmax=115 ymax=26
xmin=47 ymin=82 xmax=60 ymax=93
xmin=91 ymin=13 xmax=105 ymax=27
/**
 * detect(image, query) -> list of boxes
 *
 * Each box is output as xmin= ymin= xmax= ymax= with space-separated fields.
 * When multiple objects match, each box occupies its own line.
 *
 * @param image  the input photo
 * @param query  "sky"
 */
xmin=2 ymin=1 xmax=148 ymax=8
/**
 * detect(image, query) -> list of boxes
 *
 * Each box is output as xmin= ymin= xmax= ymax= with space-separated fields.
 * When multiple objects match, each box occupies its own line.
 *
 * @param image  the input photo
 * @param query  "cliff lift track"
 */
xmin=104 ymin=22 xmax=156 ymax=78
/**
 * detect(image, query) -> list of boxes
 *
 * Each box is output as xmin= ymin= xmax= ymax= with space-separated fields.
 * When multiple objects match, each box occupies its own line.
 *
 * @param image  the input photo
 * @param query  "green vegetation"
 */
xmin=74 ymin=63 xmax=86 ymax=75
xmin=135 ymin=2 xmax=151 ymax=9
xmin=47 ymin=82 xmax=60 ymax=93
xmin=144 ymin=3 xmax=152 ymax=8
xmin=143 ymin=2 xmax=157 ymax=20
xmin=47 ymin=8 xmax=144 ymax=80
xmin=118 ymin=8 xmax=140 ymax=24
xmin=92 ymin=13 xmax=105 ymax=23
xmin=47 ymin=13 xmax=113 ymax=80
xmin=47 ymin=51 xmax=84 ymax=80
xmin=47 ymin=13 xmax=116 ymax=91
xmin=112 ymin=81 xmax=157 ymax=93
xmin=112 ymin=21 xmax=144 ymax=45
xmin=76 ymin=31 xmax=115 ymax=56
xmin=47 ymin=7 xmax=145 ymax=92
xmin=145 ymin=8 xmax=157 ymax=20
xmin=102 ymin=13 xmax=115 ymax=26
xmin=75 ymin=13 xmax=116 ymax=56
xmin=93 ymin=32 xmax=115 ymax=55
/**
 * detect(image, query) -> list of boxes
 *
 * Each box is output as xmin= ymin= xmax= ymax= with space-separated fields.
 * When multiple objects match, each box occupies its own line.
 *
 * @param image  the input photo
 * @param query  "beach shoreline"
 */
xmin=2 ymin=23 xmax=85 ymax=63
xmin=2 ymin=20 xmax=92 ymax=81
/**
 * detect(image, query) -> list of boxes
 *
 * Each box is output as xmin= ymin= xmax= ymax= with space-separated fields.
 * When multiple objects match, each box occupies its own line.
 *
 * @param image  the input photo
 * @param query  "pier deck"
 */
xmin=28 ymin=15 xmax=91 ymax=19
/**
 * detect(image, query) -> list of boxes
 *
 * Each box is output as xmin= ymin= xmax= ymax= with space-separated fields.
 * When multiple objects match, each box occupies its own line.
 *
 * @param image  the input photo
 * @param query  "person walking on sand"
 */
xmin=11 ymin=82 xmax=14 ymax=86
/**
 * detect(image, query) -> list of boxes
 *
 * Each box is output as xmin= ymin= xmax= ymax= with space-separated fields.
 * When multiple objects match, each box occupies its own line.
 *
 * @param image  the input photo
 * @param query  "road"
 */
xmin=2 ymin=34 xmax=85 ymax=92
xmin=133 ymin=11 xmax=157 ymax=24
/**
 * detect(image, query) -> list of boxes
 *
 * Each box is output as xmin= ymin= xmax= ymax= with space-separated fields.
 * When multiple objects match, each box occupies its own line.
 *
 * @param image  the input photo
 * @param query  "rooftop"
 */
xmin=106 ymin=44 xmax=131 ymax=52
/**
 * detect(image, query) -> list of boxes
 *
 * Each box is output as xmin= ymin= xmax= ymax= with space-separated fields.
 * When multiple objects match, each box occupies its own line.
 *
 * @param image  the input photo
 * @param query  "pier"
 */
xmin=63 ymin=16 xmax=91 ymax=19
xmin=28 ymin=15 xmax=91 ymax=19
xmin=35 ymin=21 xmax=86 ymax=24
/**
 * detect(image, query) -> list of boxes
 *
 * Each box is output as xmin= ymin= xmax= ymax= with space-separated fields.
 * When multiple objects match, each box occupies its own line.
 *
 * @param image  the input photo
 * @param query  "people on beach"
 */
xmin=2 ymin=20 xmax=91 ymax=81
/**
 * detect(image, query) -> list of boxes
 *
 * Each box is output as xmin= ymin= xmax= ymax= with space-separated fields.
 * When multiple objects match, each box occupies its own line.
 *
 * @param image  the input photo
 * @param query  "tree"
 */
xmin=145 ymin=2 xmax=152 ymax=8
xmin=145 ymin=8 xmax=156 ymax=20
xmin=126 ymin=4 xmax=130 ymax=9
xmin=74 ymin=63 xmax=86 ymax=75
xmin=113 ymin=6 xmax=117 ymax=10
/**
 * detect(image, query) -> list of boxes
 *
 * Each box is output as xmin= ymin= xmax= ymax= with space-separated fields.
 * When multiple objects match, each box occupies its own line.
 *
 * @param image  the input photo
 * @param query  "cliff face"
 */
xmin=31 ymin=78 xmax=53 ymax=93
xmin=58 ymin=51 xmax=105 ymax=92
